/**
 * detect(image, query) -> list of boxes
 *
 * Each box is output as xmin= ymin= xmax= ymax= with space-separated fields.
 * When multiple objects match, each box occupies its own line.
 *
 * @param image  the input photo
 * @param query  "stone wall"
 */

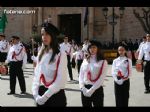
xmin=4 ymin=7 xmax=33 ymax=42
xmin=2 ymin=7 xmax=146 ymax=43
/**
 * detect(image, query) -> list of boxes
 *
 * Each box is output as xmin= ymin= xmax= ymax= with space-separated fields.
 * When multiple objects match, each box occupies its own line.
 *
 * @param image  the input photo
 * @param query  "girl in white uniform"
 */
xmin=32 ymin=23 xmax=67 ymax=107
xmin=73 ymin=43 xmax=84 ymax=74
xmin=79 ymin=40 xmax=108 ymax=107
xmin=112 ymin=45 xmax=132 ymax=107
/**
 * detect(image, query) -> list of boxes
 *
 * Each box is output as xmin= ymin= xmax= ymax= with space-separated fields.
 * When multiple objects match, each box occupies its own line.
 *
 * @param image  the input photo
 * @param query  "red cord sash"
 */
xmin=12 ymin=47 xmax=23 ymax=61
xmin=118 ymin=60 xmax=130 ymax=80
xmin=2 ymin=43 xmax=8 ymax=50
xmin=87 ymin=60 xmax=105 ymax=82
xmin=40 ymin=54 xmax=61 ymax=87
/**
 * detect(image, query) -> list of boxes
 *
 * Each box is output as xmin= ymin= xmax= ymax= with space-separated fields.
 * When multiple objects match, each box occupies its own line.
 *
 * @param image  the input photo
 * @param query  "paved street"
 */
xmin=0 ymin=64 xmax=150 ymax=107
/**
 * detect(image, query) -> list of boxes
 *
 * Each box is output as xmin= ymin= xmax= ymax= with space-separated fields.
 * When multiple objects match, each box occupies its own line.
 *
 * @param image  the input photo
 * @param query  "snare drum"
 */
xmin=136 ymin=63 xmax=142 ymax=72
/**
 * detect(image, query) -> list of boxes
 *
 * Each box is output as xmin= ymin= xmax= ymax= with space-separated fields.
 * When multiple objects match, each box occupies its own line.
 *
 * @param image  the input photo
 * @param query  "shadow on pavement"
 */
xmin=24 ymin=73 xmax=33 ymax=75
xmin=25 ymin=67 xmax=34 ymax=70
xmin=67 ymin=80 xmax=79 ymax=84
xmin=24 ymin=76 xmax=30 ymax=78
xmin=13 ymin=92 xmax=34 ymax=99
xmin=65 ymin=88 xmax=81 ymax=92
xmin=0 ymin=77 xmax=9 ymax=80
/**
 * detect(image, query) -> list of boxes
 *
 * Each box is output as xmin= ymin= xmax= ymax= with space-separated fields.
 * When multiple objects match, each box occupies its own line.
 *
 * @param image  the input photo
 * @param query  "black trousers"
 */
xmin=0 ymin=52 xmax=7 ymax=62
xmin=67 ymin=55 xmax=73 ymax=80
xmin=36 ymin=86 xmax=67 ymax=107
xmin=9 ymin=61 xmax=26 ymax=93
xmin=77 ymin=59 xmax=83 ymax=74
xmin=114 ymin=79 xmax=130 ymax=107
xmin=81 ymin=85 xmax=104 ymax=107
xmin=144 ymin=61 xmax=150 ymax=91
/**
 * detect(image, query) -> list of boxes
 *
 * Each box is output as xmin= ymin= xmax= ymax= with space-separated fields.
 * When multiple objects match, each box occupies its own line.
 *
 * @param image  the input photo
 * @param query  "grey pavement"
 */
xmin=0 ymin=64 xmax=150 ymax=107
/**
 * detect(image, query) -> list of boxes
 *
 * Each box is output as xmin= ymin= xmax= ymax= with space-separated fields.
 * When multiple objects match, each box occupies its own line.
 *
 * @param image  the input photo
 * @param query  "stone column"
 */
xmin=23 ymin=7 xmax=32 ymax=42
xmin=88 ymin=7 xmax=94 ymax=40
xmin=115 ymin=7 xmax=121 ymax=43
xmin=38 ymin=7 xmax=43 ymax=26
xmin=82 ymin=7 xmax=94 ymax=42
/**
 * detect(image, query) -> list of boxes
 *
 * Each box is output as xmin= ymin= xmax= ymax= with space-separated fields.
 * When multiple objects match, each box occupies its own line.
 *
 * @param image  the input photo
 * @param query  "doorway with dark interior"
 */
xmin=58 ymin=14 xmax=81 ymax=44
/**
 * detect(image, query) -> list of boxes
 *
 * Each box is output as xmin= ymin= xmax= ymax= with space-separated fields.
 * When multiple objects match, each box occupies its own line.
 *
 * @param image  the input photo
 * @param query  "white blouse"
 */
xmin=32 ymin=49 xmax=67 ymax=99
xmin=73 ymin=50 xmax=84 ymax=61
xmin=0 ymin=40 xmax=9 ymax=53
xmin=112 ymin=56 xmax=132 ymax=80
xmin=138 ymin=42 xmax=150 ymax=61
xmin=6 ymin=43 xmax=27 ymax=63
xmin=79 ymin=55 xmax=108 ymax=91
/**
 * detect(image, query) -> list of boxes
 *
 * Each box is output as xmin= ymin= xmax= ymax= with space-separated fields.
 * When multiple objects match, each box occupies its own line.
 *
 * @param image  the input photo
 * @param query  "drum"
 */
xmin=0 ymin=65 xmax=8 ymax=75
xmin=136 ymin=63 xmax=142 ymax=72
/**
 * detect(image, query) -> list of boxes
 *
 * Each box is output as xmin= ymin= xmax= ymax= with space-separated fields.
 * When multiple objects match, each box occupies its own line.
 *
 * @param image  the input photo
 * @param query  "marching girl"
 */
xmin=112 ymin=45 xmax=132 ymax=107
xmin=32 ymin=23 xmax=68 ymax=107
xmin=79 ymin=40 xmax=108 ymax=107
xmin=73 ymin=43 xmax=84 ymax=75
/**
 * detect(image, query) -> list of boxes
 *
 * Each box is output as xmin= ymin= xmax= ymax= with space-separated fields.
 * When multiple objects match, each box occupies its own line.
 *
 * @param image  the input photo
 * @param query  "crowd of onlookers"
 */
xmin=101 ymin=38 xmax=143 ymax=51
xmin=22 ymin=37 xmax=143 ymax=65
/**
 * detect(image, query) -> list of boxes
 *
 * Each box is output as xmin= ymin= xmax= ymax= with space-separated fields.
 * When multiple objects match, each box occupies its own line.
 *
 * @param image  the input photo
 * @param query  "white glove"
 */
xmin=116 ymin=79 xmax=124 ymax=85
xmin=81 ymin=87 xmax=89 ymax=97
xmin=86 ymin=88 xmax=95 ymax=97
xmin=114 ymin=77 xmax=119 ymax=84
xmin=36 ymin=95 xmax=44 ymax=105
xmin=36 ymin=95 xmax=49 ymax=105
xmin=31 ymin=55 xmax=36 ymax=62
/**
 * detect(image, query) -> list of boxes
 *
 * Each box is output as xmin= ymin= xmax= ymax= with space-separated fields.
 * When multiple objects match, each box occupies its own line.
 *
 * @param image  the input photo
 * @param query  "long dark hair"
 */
xmin=38 ymin=23 xmax=60 ymax=63
xmin=87 ymin=40 xmax=105 ymax=62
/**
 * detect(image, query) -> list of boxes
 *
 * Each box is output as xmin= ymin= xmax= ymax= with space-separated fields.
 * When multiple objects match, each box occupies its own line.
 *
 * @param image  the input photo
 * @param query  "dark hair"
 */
xmin=117 ymin=45 xmax=128 ymax=57
xmin=0 ymin=34 xmax=5 ymax=38
xmin=39 ymin=23 xmax=60 ymax=63
xmin=87 ymin=40 xmax=104 ymax=62
xmin=11 ymin=36 xmax=20 ymax=40
xmin=143 ymin=36 xmax=146 ymax=39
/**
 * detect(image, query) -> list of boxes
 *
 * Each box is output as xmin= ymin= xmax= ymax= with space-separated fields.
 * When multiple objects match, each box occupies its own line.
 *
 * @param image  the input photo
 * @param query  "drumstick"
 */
xmin=31 ymin=38 xmax=34 ymax=56
xmin=31 ymin=38 xmax=36 ymax=68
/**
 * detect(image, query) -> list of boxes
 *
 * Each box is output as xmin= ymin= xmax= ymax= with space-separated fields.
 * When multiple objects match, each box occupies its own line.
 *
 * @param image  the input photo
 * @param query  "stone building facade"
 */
xmin=3 ymin=7 xmax=146 ymax=43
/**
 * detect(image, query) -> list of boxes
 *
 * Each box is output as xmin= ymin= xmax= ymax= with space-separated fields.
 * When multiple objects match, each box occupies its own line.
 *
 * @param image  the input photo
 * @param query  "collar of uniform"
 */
xmin=63 ymin=42 xmax=68 ymax=44
xmin=49 ymin=49 xmax=53 ymax=53
xmin=13 ymin=43 xmax=20 ymax=47
xmin=90 ymin=55 xmax=97 ymax=62
xmin=118 ymin=56 xmax=127 ymax=60
xmin=146 ymin=42 xmax=150 ymax=45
